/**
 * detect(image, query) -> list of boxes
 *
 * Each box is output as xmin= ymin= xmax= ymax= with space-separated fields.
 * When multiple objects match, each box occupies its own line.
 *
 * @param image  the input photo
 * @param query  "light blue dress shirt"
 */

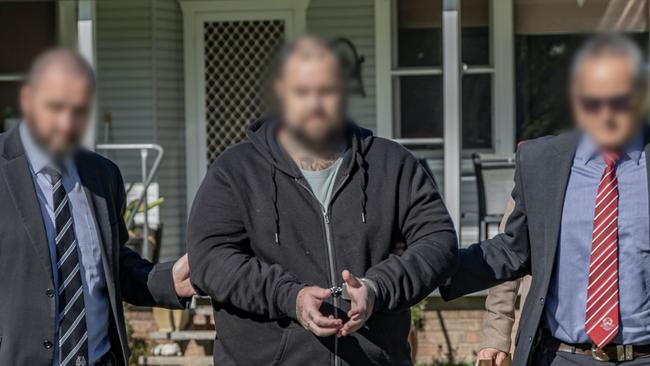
xmin=546 ymin=132 xmax=650 ymax=345
xmin=20 ymin=123 xmax=111 ymax=364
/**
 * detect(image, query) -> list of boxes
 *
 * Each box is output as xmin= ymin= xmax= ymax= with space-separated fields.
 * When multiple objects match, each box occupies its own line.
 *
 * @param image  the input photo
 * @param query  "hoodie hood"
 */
xmin=246 ymin=115 xmax=374 ymax=178
xmin=246 ymin=116 xmax=375 ymax=243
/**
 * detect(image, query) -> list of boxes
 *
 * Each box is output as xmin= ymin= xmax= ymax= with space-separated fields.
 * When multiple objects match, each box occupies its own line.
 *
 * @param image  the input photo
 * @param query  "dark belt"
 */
xmin=92 ymin=351 xmax=117 ymax=366
xmin=543 ymin=336 xmax=650 ymax=362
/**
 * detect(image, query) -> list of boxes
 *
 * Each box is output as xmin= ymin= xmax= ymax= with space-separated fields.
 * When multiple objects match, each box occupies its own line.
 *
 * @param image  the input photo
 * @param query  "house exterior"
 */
xmin=1 ymin=0 xmax=650 ymax=362
xmin=3 ymin=0 xmax=648 ymax=260
xmin=89 ymin=0 xmax=650 ymax=261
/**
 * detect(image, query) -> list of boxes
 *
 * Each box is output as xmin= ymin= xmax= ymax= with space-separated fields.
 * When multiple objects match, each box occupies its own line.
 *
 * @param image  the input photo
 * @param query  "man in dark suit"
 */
xmin=442 ymin=35 xmax=650 ymax=365
xmin=0 ymin=49 xmax=194 ymax=366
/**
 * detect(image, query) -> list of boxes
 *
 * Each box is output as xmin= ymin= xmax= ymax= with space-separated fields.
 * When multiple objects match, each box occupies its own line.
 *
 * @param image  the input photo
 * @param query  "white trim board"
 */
xmin=180 ymin=0 xmax=309 ymax=212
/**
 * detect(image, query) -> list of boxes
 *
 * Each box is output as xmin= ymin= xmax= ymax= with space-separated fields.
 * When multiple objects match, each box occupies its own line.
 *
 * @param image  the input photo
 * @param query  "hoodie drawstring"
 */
xmin=270 ymin=150 xmax=369 ymax=246
xmin=271 ymin=165 xmax=280 ymax=245
xmin=355 ymin=152 xmax=368 ymax=223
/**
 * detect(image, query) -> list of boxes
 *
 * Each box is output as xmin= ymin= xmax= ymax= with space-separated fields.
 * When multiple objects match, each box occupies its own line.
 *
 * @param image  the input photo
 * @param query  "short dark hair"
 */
xmin=27 ymin=47 xmax=96 ymax=92
xmin=274 ymin=34 xmax=345 ymax=80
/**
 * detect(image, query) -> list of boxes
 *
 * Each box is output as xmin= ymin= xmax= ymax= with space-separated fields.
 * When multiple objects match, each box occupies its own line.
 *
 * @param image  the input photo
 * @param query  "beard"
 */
xmin=283 ymin=114 xmax=346 ymax=155
xmin=25 ymin=118 xmax=80 ymax=158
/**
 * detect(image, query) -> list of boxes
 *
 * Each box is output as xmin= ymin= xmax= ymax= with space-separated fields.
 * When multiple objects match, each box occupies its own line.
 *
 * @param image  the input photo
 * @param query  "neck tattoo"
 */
xmin=281 ymin=132 xmax=343 ymax=172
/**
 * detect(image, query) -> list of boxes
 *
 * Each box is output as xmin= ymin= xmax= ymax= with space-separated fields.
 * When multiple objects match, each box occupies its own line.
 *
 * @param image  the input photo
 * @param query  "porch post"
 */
xmin=443 ymin=0 xmax=462 ymax=234
xmin=77 ymin=0 xmax=97 ymax=149
xmin=493 ymin=0 xmax=515 ymax=154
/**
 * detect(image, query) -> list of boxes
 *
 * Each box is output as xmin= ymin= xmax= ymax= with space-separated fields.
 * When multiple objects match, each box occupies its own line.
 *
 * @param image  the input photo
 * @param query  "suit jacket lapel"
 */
xmin=75 ymin=152 xmax=115 ymax=271
xmin=544 ymin=132 xmax=580 ymax=273
xmin=0 ymin=127 xmax=53 ymax=283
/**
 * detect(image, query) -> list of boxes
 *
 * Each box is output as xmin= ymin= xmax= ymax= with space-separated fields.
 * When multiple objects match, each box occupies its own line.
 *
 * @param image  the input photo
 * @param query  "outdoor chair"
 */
xmin=472 ymin=153 xmax=516 ymax=241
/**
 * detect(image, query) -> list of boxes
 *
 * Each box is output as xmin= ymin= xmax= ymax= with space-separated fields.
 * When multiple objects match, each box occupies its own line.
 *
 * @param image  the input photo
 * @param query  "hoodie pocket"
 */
xmin=273 ymin=326 xmax=332 ymax=365
xmin=271 ymin=328 xmax=293 ymax=365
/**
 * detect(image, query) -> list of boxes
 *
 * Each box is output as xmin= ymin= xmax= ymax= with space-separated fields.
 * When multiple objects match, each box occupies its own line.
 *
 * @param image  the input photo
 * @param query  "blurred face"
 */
xmin=275 ymin=45 xmax=345 ymax=148
xmin=572 ymin=55 xmax=645 ymax=150
xmin=20 ymin=65 xmax=93 ymax=156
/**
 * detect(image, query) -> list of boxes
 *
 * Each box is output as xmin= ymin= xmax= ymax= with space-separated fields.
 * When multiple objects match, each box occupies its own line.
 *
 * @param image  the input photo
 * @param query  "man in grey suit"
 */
xmin=442 ymin=35 xmax=650 ymax=366
xmin=0 ymin=49 xmax=194 ymax=366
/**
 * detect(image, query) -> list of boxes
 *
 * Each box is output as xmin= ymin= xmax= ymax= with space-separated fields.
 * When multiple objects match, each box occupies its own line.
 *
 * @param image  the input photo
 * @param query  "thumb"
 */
xmin=495 ymin=352 xmax=508 ymax=366
xmin=173 ymin=254 xmax=190 ymax=277
xmin=342 ymin=270 xmax=362 ymax=289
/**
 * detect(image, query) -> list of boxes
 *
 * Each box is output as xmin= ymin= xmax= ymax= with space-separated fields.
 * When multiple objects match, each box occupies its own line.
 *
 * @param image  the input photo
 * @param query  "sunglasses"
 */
xmin=578 ymin=94 xmax=633 ymax=114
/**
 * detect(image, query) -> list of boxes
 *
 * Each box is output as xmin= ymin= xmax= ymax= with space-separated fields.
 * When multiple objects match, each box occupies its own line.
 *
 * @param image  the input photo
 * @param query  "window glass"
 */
xmin=397 ymin=0 xmax=443 ymax=67
xmin=461 ymin=0 xmax=490 ymax=65
xmin=395 ymin=75 xmax=443 ymax=138
xmin=0 ymin=2 xmax=56 ymax=73
xmin=0 ymin=2 xmax=56 ymax=132
xmin=397 ymin=0 xmax=490 ymax=67
xmin=395 ymin=0 xmax=492 ymax=148
xmin=463 ymin=74 xmax=492 ymax=149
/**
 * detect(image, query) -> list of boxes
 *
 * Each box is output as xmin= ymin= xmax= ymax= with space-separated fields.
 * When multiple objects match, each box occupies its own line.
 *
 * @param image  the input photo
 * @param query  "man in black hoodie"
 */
xmin=187 ymin=35 xmax=458 ymax=366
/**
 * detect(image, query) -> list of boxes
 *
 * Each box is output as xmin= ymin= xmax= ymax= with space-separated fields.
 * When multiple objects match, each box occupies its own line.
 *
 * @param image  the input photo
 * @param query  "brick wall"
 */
xmin=415 ymin=308 xmax=485 ymax=364
xmin=126 ymin=296 xmax=520 ymax=366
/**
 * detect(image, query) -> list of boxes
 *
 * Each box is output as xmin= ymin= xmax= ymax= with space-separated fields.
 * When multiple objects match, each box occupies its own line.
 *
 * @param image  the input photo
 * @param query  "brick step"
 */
xmin=138 ymin=356 xmax=213 ymax=366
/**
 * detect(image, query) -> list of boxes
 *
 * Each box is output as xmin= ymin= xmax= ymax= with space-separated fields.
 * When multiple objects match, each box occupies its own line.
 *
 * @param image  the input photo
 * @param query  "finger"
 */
xmin=312 ymin=288 xmax=333 ymax=300
xmin=342 ymin=270 xmax=362 ymax=288
xmin=308 ymin=310 xmax=342 ymax=328
xmin=339 ymin=318 xmax=364 ymax=336
xmin=347 ymin=306 xmax=366 ymax=319
xmin=180 ymin=279 xmax=195 ymax=292
xmin=307 ymin=321 xmax=340 ymax=337
xmin=179 ymin=254 xmax=189 ymax=268
xmin=477 ymin=349 xmax=497 ymax=360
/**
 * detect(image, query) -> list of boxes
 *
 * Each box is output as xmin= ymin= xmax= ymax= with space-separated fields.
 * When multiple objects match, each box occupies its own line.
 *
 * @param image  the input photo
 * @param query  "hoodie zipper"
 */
xmin=295 ymin=173 xmax=350 ymax=366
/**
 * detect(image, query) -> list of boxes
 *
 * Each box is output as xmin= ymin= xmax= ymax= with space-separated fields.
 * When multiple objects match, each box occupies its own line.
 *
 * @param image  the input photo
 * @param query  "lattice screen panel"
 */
xmin=203 ymin=19 xmax=286 ymax=164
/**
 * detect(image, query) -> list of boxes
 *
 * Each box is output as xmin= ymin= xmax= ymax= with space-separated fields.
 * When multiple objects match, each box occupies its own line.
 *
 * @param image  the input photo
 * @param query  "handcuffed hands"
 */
xmin=295 ymin=270 xmax=375 ymax=338
xmin=296 ymin=286 xmax=343 ymax=336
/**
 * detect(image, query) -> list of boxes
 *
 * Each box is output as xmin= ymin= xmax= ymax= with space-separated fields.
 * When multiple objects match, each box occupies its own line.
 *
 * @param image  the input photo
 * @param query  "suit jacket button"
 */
xmin=527 ymin=336 xmax=533 ymax=343
xmin=539 ymin=297 xmax=545 ymax=305
xmin=46 ymin=289 xmax=55 ymax=298
xmin=43 ymin=340 xmax=53 ymax=349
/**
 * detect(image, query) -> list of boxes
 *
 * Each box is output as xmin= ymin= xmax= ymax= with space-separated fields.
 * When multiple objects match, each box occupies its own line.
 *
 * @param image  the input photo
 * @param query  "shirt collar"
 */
xmin=19 ymin=122 xmax=75 ymax=176
xmin=576 ymin=131 xmax=645 ymax=166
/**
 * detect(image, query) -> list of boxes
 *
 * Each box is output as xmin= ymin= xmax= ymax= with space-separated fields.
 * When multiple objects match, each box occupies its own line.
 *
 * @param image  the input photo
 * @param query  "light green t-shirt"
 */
xmin=300 ymin=157 xmax=343 ymax=210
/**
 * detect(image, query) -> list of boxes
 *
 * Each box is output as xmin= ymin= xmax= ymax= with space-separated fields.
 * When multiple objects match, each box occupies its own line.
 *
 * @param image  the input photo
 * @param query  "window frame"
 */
xmin=374 ymin=0 xmax=515 ymax=155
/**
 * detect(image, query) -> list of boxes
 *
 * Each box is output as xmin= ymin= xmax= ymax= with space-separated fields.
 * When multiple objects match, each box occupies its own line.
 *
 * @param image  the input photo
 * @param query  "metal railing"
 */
xmin=392 ymin=137 xmax=444 ymax=146
xmin=95 ymin=143 xmax=164 ymax=260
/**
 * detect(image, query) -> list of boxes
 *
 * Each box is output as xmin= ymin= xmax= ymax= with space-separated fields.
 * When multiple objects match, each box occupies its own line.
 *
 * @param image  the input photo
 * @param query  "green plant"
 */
xmin=123 ymin=197 xmax=165 ymax=224
xmin=410 ymin=298 xmax=428 ymax=330
xmin=124 ymin=306 xmax=150 ymax=365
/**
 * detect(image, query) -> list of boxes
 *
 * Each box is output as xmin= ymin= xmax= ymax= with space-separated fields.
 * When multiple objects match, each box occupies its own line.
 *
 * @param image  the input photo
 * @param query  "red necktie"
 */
xmin=585 ymin=151 xmax=622 ymax=348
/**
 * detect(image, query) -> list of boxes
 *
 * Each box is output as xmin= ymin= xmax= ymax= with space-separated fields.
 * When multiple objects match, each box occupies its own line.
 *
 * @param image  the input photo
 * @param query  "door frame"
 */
xmin=180 ymin=0 xmax=309 ymax=209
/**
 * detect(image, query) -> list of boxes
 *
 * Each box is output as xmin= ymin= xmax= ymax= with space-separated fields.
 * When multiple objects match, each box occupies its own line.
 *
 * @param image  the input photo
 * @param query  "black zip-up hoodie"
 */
xmin=187 ymin=118 xmax=458 ymax=366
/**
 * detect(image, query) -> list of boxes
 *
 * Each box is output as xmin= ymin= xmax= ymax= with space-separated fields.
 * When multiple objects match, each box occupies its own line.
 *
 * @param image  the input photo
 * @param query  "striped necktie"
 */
xmin=585 ymin=151 xmax=622 ymax=348
xmin=48 ymin=168 xmax=89 ymax=366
